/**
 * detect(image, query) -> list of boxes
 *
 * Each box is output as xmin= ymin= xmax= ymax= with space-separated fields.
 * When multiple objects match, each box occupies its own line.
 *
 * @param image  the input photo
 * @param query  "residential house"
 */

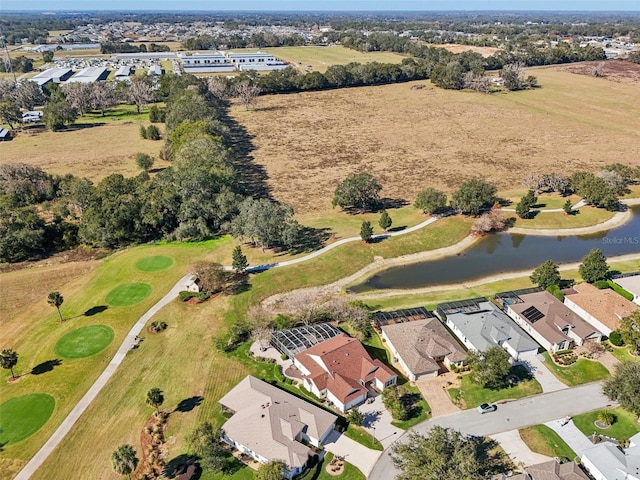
xmin=581 ymin=432 xmax=640 ymax=480
xmin=183 ymin=275 xmax=201 ymax=293
xmin=379 ymin=313 xmax=467 ymax=380
xmin=564 ymin=282 xmax=638 ymax=336
xmin=499 ymin=290 xmax=602 ymax=352
xmin=613 ymin=273 xmax=640 ymax=306
xmin=497 ymin=459 xmax=590 ymax=480
xmin=294 ymin=334 xmax=397 ymax=412
xmin=219 ymin=375 xmax=337 ymax=479
xmin=439 ymin=299 xmax=539 ymax=361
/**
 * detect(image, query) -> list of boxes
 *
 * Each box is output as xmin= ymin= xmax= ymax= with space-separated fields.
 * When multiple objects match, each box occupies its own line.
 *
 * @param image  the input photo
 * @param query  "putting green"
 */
xmin=135 ymin=255 xmax=174 ymax=272
xmin=55 ymin=325 xmax=114 ymax=359
xmin=0 ymin=393 xmax=55 ymax=445
xmin=105 ymin=283 xmax=152 ymax=306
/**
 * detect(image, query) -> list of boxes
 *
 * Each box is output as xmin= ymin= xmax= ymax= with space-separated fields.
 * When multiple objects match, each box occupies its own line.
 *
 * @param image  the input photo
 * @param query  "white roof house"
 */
xmin=581 ymin=432 xmax=640 ymax=480
xmin=613 ymin=273 xmax=640 ymax=306
xmin=179 ymin=52 xmax=235 ymax=73
xmin=219 ymin=376 xmax=337 ymax=479
xmin=439 ymin=299 xmax=539 ymax=361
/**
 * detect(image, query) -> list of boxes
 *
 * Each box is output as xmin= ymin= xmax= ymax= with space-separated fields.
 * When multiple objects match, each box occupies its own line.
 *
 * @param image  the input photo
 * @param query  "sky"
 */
xmin=7 ymin=0 xmax=640 ymax=11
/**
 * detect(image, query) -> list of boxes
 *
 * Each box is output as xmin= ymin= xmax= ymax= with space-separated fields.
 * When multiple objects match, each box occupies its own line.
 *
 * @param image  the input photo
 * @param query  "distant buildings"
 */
xmin=179 ymin=52 xmax=235 ymax=73
xmin=29 ymin=67 xmax=74 ymax=87
xmin=66 ymin=67 xmax=109 ymax=83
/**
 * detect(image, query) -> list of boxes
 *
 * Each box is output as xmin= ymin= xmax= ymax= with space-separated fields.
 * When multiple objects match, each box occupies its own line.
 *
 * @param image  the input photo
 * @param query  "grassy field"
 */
xmin=447 ymin=366 xmax=543 ymax=409
xmin=0 ymin=105 xmax=169 ymax=183
xmin=232 ymin=68 xmax=640 ymax=214
xmin=0 ymin=240 xmax=228 ymax=479
xmin=510 ymin=206 xmax=616 ymax=229
xmin=518 ymin=425 xmax=576 ymax=460
xmin=541 ymin=352 xmax=610 ymax=386
xmin=572 ymin=407 xmax=640 ymax=441
xmin=225 ymin=45 xmax=406 ymax=73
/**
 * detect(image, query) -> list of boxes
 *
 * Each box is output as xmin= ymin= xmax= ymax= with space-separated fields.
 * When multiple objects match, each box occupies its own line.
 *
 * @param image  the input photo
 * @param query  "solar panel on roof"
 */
xmin=522 ymin=306 xmax=544 ymax=323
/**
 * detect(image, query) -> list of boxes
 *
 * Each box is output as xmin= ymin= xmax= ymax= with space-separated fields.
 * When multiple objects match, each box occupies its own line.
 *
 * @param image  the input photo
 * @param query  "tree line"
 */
xmin=100 ymin=42 xmax=171 ymax=54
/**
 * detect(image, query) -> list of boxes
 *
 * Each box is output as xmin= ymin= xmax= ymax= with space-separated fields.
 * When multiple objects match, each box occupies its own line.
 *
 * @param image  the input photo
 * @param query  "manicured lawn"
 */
xmin=447 ymin=366 xmax=543 ymax=409
xmin=607 ymin=344 xmax=639 ymax=363
xmin=0 ymin=394 xmax=55 ymax=445
xmin=296 ymin=452 xmax=365 ymax=480
xmin=105 ymin=282 xmax=153 ymax=306
xmin=519 ymin=424 xmax=576 ymax=461
xmin=573 ymin=407 xmax=640 ymax=442
xmin=344 ymin=425 xmax=383 ymax=451
xmin=541 ymin=352 xmax=610 ymax=386
xmin=54 ymin=325 xmax=114 ymax=359
xmin=511 ymin=206 xmax=615 ymax=229
xmin=135 ymin=255 xmax=174 ymax=272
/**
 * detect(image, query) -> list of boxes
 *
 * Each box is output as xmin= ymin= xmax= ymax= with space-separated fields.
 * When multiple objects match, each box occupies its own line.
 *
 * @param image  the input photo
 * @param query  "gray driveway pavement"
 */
xmin=369 ymin=382 xmax=612 ymax=480
xmin=491 ymin=430 xmax=552 ymax=467
xmin=518 ymin=354 xmax=568 ymax=393
xmin=544 ymin=419 xmax=595 ymax=457
xmin=323 ymin=430 xmax=382 ymax=477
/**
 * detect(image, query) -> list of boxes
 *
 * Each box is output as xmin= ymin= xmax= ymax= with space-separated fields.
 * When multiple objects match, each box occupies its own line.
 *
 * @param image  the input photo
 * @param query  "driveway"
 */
xmin=415 ymin=374 xmax=461 ymax=417
xmin=543 ymin=419 xmax=595 ymax=456
xmin=491 ymin=430 xmax=552 ymax=467
xmin=518 ymin=354 xmax=568 ymax=393
xmin=323 ymin=429 xmax=382 ymax=477
xmin=358 ymin=391 xmax=403 ymax=448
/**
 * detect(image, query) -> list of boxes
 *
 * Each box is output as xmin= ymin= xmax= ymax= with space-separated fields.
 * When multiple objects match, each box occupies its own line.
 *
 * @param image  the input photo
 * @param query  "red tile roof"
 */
xmin=295 ymin=334 xmax=396 ymax=404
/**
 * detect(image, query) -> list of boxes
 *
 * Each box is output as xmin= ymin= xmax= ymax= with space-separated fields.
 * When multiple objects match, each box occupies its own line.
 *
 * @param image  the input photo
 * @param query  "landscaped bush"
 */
xmin=149 ymin=321 xmax=167 ymax=333
xmin=597 ymin=410 xmax=616 ymax=426
xmin=609 ymin=331 xmax=624 ymax=346
xmin=178 ymin=291 xmax=208 ymax=302
xmin=547 ymin=284 xmax=564 ymax=302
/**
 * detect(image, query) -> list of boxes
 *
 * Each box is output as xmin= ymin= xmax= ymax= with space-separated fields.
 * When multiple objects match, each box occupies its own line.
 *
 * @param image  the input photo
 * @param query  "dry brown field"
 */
xmin=231 ymin=66 xmax=640 ymax=214
xmin=425 ymin=43 xmax=502 ymax=57
xmin=0 ymin=121 xmax=168 ymax=182
xmin=554 ymin=59 xmax=640 ymax=85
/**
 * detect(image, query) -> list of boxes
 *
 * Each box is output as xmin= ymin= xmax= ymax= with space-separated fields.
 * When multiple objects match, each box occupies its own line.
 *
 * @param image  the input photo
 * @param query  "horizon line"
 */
xmin=3 ymin=8 xmax=640 ymax=12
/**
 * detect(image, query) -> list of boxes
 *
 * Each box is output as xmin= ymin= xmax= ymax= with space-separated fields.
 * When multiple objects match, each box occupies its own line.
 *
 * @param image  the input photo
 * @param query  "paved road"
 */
xmin=368 ymin=382 xmax=612 ymax=480
xmin=14 ymin=274 xmax=192 ymax=480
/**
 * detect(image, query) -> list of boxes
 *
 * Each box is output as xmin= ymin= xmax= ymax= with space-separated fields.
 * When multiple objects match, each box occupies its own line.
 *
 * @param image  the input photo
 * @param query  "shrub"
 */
xmin=139 ymin=125 xmax=148 ymax=139
xmin=179 ymin=291 xmax=197 ymax=302
xmin=149 ymin=105 xmax=166 ymax=123
xmin=146 ymin=124 xmax=161 ymax=140
xmin=597 ymin=410 xmax=616 ymax=426
xmin=609 ymin=331 xmax=623 ymax=346
xmin=547 ymin=284 xmax=564 ymax=302
xmin=149 ymin=321 xmax=167 ymax=333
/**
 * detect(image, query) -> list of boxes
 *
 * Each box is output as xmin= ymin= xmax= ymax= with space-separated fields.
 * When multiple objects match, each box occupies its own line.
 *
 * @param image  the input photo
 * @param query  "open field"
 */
xmin=0 ymin=108 xmax=169 ymax=182
xmin=232 ymin=67 xmax=640 ymax=214
xmin=223 ymin=45 xmax=406 ymax=73
xmin=425 ymin=43 xmax=501 ymax=57
xmin=510 ymin=206 xmax=616 ymax=229
xmin=554 ymin=60 xmax=640 ymax=86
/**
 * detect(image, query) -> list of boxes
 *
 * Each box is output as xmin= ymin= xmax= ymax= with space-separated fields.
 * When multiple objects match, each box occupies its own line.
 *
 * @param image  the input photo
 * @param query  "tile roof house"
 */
xmin=294 ymin=334 xmax=397 ymax=412
xmin=441 ymin=299 xmax=539 ymax=361
xmin=219 ymin=376 xmax=337 ymax=479
xmin=493 ymin=460 xmax=589 ymax=480
xmin=581 ymin=432 xmax=640 ymax=480
xmin=380 ymin=316 xmax=467 ymax=381
xmin=502 ymin=291 xmax=603 ymax=352
xmin=564 ymin=282 xmax=639 ymax=335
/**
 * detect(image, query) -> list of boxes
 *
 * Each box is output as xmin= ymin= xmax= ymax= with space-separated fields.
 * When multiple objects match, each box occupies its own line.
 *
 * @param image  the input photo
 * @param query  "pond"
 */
xmin=349 ymin=206 xmax=640 ymax=292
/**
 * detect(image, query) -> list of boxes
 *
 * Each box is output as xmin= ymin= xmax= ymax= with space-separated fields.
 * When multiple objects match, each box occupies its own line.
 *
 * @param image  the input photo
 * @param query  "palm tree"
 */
xmin=0 ymin=349 xmax=18 ymax=379
xmin=47 ymin=291 xmax=64 ymax=322
xmin=111 ymin=444 xmax=138 ymax=480
xmin=145 ymin=387 xmax=164 ymax=416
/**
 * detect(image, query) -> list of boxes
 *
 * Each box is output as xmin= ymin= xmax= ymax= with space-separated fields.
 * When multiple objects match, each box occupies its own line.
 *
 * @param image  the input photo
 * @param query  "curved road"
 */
xmin=14 ymin=274 xmax=192 ymax=480
xmin=368 ymin=382 xmax=612 ymax=479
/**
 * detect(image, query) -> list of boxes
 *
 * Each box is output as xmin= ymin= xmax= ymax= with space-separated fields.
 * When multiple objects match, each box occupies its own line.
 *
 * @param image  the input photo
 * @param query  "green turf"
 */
xmin=541 ymin=352 xmax=610 ymax=386
xmin=519 ymin=424 xmax=576 ymax=461
xmin=54 ymin=325 xmax=115 ymax=359
xmin=135 ymin=256 xmax=174 ymax=272
xmin=105 ymin=282 xmax=153 ymax=306
xmin=0 ymin=394 xmax=55 ymax=445
xmin=573 ymin=407 xmax=640 ymax=441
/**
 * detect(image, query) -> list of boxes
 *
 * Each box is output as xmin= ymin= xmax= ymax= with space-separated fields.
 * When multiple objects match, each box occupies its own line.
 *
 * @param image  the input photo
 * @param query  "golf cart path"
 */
xmin=14 ymin=274 xmax=192 ymax=480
